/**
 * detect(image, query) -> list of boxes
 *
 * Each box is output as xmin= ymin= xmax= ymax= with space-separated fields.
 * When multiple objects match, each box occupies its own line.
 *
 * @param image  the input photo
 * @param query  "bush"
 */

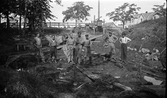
xmin=0 ymin=28 xmax=21 ymax=40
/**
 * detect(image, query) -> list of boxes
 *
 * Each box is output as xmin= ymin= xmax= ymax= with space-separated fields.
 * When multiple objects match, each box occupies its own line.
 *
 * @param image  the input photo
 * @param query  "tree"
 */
xmin=106 ymin=3 xmax=141 ymax=28
xmin=0 ymin=0 xmax=62 ymax=32
xmin=152 ymin=3 xmax=166 ymax=17
xmin=62 ymin=1 xmax=92 ymax=27
xmin=25 ymin=0 xmax=62 ymax=32
xmin=0 ymin=0 xmax=18 ymax=29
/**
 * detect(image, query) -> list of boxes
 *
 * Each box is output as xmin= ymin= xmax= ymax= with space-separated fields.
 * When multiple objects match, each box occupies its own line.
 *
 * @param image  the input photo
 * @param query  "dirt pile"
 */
xmin=127 ymin=17 xmax=166 ymax=51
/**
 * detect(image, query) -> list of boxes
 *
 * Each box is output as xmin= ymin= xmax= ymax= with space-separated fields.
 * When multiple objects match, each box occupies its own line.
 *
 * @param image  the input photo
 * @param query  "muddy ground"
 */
xmin=0 ymin=32 xmax=166 ymax=98
xmin=40 ymin=35 xmax=166 ymax=98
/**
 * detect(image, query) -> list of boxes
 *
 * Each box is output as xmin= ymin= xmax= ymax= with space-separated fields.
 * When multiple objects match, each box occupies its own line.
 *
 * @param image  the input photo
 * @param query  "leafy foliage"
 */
xmin=0 ymin=0 xmax=62 ymax=31
xmin=129 ymin=17 xmax=166 ymax=50
xmin=152 ymin=3 xmax=166 ymax=17
xmin=106 ymin=3 xmax=141 ymax=28
xmin=62 ymin=1 xmax=93 ymax=24
xmin=0 ymin=0 xmax=19 ymax=28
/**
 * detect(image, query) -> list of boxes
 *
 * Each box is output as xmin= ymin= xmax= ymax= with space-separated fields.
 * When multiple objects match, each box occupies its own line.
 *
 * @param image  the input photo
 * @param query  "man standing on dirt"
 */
xmin=119 ymin=31 xmax=131 ymax=63
xmin=83 ymin=34 xmax=92 ymax=64
xmin=49 ymin=35 xmax=58 ymax=63
xmin=66 ymin=33 xmax=75 ymax=63
xmin=104 ymin=32 xmax=118 ymax=59
xmin=74 ymin=31 xmax=84 ymax=64
xmin=34 ymin=33 xmax=45 ymax=63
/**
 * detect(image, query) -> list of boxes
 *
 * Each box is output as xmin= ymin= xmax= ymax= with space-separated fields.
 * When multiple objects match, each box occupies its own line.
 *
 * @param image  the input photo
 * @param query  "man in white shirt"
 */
xmin=119 ymin=32 xmax=131 ymax=62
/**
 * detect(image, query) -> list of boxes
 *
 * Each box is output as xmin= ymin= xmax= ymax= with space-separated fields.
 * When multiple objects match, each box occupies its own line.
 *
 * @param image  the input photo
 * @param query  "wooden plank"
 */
xmin=113 ymin=82 xmax=132 ymax=91
xmin=142 ymin=70 xmax=166 ymax=80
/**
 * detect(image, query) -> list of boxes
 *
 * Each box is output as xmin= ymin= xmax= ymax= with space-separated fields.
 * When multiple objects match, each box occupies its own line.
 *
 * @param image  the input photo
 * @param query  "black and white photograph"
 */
xmin=0 ymin=0 xmax=166 ymax=98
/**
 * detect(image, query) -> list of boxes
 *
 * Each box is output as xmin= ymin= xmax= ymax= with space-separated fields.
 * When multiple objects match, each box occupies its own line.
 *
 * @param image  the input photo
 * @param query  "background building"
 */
xmin=124 ymin=11 xmax=160 ymax=28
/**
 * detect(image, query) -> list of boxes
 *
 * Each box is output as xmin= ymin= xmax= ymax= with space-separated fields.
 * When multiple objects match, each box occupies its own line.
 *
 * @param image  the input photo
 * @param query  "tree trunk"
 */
xmin=28 ymin=19 xmax=32 ymax=32
xmin=31 ymin=11 xmax=35 ymax=32
xmin=19 ymin=0 xmax=22 ymax=30
xmin=23 ymin=13 xmax=26 ymax=29
xmin=0 ymin=14 xmax=1 ymax=23
xmin=78 ymin=19 xmax=81 ymax=28
xmin=6 ymin=0 xmax=10 ymax=30
xmin=33 ymin=19 xmax=35 ymax=31
xmin=75 ymin=19 xmax=77 ymax=27
xmin=6 ymin=11 xmax=10 ymax=29
xmin=19 ymin=15 xmax=22 ymax=30
xmin=23 ymin=2 xmax=27 ymax=36
xmin=122 ymin=21 xmax=125 ymax=29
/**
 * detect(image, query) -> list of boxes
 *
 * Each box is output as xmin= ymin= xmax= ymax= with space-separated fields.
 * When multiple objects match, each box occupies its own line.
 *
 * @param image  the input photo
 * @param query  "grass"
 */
xmin=128 ymin=17 xmax=166 ymax=52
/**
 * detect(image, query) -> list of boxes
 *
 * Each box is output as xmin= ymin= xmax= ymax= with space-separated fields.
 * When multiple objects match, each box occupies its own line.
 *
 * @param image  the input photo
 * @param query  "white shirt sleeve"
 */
xmin=126 ymin=37 xmax=131 ymax=42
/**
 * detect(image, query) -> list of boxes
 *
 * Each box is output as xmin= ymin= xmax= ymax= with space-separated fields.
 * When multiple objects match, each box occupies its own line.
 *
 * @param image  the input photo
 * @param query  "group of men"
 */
xmin=103 ymin=31 xmax=132 ymax=62
xmin=33 ymin=30 xmax=132 ymax=64
xmin=33 ymin=30 xmax=93 ymax=64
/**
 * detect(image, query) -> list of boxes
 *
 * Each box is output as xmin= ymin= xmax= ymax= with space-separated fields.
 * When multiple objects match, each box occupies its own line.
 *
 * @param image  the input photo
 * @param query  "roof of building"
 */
xmin=130 ymin=12 xmax=160 ymax=21
xmin=141 ymin=12 xmax=159 ymax=20
xmin=132 ymin=14 xmax=142 ymax=19
xmin=103 ymin=22 xmax=117 ymax=28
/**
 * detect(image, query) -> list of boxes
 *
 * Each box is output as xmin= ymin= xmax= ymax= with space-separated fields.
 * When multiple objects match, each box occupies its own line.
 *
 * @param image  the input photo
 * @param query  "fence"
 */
xmin=2 ymin=22 xmax=87 ymax=28
xmin=45 ymin=22 xmax=87 ymax=28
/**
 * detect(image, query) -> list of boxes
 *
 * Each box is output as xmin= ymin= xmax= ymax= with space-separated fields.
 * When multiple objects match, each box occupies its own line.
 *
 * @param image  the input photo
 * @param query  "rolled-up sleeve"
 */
xmin=127 ymin=37 xmax=131 ymax=42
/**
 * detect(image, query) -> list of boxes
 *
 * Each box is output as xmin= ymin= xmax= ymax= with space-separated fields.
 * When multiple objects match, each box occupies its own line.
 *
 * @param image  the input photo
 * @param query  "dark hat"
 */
xmin=85 ymin=34 xmax=89 ymax=37
xmin=72 ymin=30 xmax=75 ymax=33
xmin=122 ymin=31 xmax=126 ymax=35
xmin=108 ymin=31 xmax=112 ymax=34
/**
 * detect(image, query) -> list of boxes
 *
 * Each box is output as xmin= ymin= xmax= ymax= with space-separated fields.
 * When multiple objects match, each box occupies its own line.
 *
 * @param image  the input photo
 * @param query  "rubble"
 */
xmin=144 ymin=76 xmax=163 ymax=85
xmin=0 ymin=32 xmax=165 ymax=98
xmin=139 ymin=48 xmax=150 ymax=53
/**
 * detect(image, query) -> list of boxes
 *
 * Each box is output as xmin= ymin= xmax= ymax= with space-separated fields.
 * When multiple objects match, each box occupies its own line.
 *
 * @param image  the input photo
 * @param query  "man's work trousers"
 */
xmin=85 ymin=46 xmax=92 ymax=64
xmin=121 ymin=43 xmax=127 ymax=61
xmin=50 ymin=46 xmax=57 ymax=60
xmin=74 ymin=44 xmax=82 ymax=64
xmin=67 ymin=45 xmax=74 ymax=63
xmin=35 ymin=45 xmax=45 ymax=62
xmin=109 ymin=42 xmax=116 ymax=58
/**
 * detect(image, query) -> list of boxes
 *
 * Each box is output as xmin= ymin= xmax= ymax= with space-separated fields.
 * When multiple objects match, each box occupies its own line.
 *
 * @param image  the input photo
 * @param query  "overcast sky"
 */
xmin=48 ymin=0 xmax=166 ymax=24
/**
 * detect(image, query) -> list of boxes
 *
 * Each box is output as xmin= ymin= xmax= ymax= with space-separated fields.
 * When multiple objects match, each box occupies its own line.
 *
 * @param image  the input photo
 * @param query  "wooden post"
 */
xmin=58 ymin=22 xmax=60 ymax=28
xmin=113 ymin=83 xmax=132 ymax=91
xmin=103 ymin=27 xmax=105 ymax=34
xmin=160 ymin=48 xmax=166 ymax=55
xmin=50 ymin=21 xmax=51 ymax=27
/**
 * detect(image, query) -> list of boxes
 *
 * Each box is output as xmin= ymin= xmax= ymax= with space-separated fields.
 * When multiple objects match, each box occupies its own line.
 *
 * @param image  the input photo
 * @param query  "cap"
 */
xmin=108 ymin=31 xmax=112 ymax=34
xmin=122 ymin=31 xmax=126 ymax=36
